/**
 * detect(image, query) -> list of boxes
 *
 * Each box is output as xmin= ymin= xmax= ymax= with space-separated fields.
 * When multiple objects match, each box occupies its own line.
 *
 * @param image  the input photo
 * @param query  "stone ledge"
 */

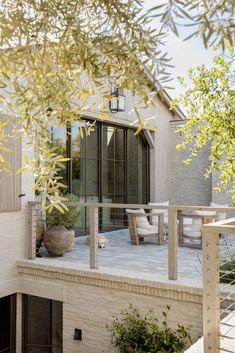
xmin=17 ymin=260 xmax=203 ymax=304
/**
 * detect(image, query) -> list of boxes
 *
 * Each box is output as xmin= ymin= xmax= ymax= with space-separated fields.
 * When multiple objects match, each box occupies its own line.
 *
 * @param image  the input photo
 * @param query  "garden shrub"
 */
xmin=46 ymin=193 xmax=80 ymax=229
xmin=220 ymin=259 xmax=235 ymax=284
xmin=107 ymin=305 xmax=191 ymax=353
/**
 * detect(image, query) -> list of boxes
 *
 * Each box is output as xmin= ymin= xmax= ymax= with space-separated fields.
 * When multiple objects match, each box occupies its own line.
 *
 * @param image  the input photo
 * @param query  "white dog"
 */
xmin=84 ymin=234 xmax=108 ymax=248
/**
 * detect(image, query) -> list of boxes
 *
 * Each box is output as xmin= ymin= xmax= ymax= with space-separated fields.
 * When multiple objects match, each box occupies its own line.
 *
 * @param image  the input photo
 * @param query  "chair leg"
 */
xmin=158 ymin=214 xmax=164 ymax=245
xmin=178 ymin=215 xmax=184 ymax=245
xmin=128 ymin=215 xmax=139 ymax=245
xmin=130 ymin=229 xmax=139 ymax=245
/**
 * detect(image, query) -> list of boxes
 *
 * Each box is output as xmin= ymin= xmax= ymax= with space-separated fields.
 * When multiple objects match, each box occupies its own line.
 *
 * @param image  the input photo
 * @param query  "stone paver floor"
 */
xmin=39 ymin=229 xmax=205 ymax=286
xmin=39 ymin=229 xmax=235 ymax=287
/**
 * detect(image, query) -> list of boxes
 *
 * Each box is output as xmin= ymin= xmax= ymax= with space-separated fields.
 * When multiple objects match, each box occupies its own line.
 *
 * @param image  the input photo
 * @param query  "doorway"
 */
xmin=0 ymin=295 xmax=16 ymax=353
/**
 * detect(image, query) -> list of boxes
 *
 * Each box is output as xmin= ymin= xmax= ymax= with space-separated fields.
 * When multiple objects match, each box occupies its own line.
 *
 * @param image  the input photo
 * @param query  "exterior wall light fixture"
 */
xmin=109 ymin=85 xmax=126 ymax=113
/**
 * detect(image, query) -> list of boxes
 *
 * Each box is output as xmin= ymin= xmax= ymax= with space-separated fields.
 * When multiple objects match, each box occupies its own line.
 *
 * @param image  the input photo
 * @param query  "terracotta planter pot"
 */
xmin=43 ymin=226 xmax=73 ymax=256
xmin=36 ymin=219 xmax=44 ymax=255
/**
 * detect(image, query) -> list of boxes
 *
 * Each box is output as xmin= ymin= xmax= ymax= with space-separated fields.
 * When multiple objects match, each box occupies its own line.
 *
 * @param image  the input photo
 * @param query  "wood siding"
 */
xmin=0 ymin=122 xmax=21 ymax=212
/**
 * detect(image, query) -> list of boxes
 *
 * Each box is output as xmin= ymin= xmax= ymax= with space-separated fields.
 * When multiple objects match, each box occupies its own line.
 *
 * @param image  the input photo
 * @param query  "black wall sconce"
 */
xmin=74 ymin=328 xmax=82 ymax=341
xmin=109 ymin=85 xmax=126 ymax=113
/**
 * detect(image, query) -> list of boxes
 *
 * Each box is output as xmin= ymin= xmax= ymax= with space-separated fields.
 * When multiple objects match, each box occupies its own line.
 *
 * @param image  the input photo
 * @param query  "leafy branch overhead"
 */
xmin=171 ymin=48 xmax=235 ymax=203
xmin=150 ymin=0 xmax=235 ymax=50
xmin=0 ymin=0 xmax=234 ymax=206
xmin=0 ymin=0 xmax=171 ymax=205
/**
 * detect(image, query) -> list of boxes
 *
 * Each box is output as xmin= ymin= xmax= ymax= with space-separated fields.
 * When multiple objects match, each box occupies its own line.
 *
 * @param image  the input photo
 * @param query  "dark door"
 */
xmin=0 ymin=295 xmax=16 ymax=353
xmin=22 ymin=295 xmax=63 ymax=353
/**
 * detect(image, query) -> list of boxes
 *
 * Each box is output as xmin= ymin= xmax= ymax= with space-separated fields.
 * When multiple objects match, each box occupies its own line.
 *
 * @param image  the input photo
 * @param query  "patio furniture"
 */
xmin=126 ymin=208 xmax=164 ymax=245
xmin=148 ymin=201 xmax=169 ymax=235
xmin=178 ymin=211 xmax=216 ymax=247
xmin=210 ymin=202 xmax=229 ymax=221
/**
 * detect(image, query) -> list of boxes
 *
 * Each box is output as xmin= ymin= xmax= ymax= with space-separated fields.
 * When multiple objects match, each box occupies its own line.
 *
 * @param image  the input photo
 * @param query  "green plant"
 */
xmin=170 ymin=48 xmax=235 ymax=204
xmin=107 ymin=305 xmax=191 ymax=353
xmin=0 ymin=0 xmax=170 ymax=209
xmin=46 ymin=194 xmax=80 ymax=229
xmin=220 ymin=259 xmax=235 ymax=284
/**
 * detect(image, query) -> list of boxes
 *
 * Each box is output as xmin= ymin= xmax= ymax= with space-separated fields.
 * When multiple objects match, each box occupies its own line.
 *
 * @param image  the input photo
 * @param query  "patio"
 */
xmin=29 ymin=201 xmax=235 ymax=290
xmin=22 ymin=212 xmax=235 ymax=353
xmin=38 ymin=229 xmax=205 ymax=287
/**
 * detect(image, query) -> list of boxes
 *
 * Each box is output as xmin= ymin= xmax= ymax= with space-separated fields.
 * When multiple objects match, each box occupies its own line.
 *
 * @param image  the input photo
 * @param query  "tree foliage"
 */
xmin=0 ymin=0 xmax=171 ymax=209
xmin=171 ymin=48 xmax=235 ymax=204
xmin=150 ymin=0 xmax=235 ymax=50
xmin=0 ymin=1 xmax=234 ymax=208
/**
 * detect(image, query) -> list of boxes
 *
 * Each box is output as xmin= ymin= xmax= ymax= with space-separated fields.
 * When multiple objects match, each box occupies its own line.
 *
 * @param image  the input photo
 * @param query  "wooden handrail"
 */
xmin=203 ymin=218 xmax=235 ymax=234
xmin=29 ymin=200 xmax=235 ymax=213
xmin=27 ymin=201 xmax=235 ymax=283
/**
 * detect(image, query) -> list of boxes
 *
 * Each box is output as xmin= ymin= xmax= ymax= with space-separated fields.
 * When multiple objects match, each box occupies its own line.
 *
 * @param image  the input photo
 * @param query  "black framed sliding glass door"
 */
xmin=101 ymin=125 xmax=125 ymax=229
xmin=51 ymin=120 xmax=149 ymax=233
xmin=0 ymin=295 xmax=16 ymax=353
xmin=22 ymin=295 xmax=63 ymax=353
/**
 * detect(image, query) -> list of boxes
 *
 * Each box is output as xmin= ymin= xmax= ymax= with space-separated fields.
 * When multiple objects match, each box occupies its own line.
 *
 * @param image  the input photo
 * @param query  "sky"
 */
xmin=143 ymin=1 xmax=217 ymax=99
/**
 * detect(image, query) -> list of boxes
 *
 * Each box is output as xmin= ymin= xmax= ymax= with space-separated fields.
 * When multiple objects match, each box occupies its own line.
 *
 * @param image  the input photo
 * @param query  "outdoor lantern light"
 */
xmin=109 ymin=85 xmax=126 ymax=113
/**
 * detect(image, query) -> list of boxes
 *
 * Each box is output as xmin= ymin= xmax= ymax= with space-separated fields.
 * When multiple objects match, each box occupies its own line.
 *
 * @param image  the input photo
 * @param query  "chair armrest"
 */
xmin=126 ymin=211 xmax=164 ymax=217
xmin=178 ymin=214 xmax=216 ymax=220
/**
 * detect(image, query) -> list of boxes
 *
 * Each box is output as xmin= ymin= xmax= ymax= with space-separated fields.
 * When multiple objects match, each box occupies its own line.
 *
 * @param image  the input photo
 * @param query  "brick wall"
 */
xmin=18 ymin=263 xmax=203 ymax=353
xmin=169 ymin=121 xmax=212 ymax=205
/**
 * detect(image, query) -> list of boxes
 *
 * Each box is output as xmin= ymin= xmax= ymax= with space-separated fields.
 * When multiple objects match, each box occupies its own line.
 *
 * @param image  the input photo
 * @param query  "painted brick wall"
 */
xmin=169 ymin=121 xmax=212 ymax=205
xmin=17 ymin=265 xmax=203 ymax=353
xmin=63 ymin=283 xmax=202 ymax=353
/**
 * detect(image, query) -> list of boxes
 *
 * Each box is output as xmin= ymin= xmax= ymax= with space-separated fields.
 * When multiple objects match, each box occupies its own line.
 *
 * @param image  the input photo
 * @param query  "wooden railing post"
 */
xmin=202 ymin=229 xmax=220 ymax=353
xmin=89 ymin=206 xmax=98 ymax=269
xmin=168 ymin=209 xmax=177 ymax=280
xmin=28 ymin=202 xmax=36 ymax=259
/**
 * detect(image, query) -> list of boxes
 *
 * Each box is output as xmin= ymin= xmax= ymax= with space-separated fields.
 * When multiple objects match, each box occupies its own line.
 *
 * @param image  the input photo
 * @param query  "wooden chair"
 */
xmin=148 ymin=201 xmax=169 ymax=235
xmin=178 ymin=212 xmax=216 ymax=247
xmin=126 ymin=208 xmax=164 ymax=245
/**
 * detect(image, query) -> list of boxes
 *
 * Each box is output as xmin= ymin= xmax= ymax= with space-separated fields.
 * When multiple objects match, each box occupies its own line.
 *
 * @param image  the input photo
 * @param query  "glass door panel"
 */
xmin=102 ymin=160 xmax=114 ymax=196
xmin=86 ymin=126 xmax=98 ymax=159
xmin=0 ymin=295 xmax=16 ymax=353
xmin=128 ymin=130 xmax=138 ymax=162
xmin=115 ymin=161 xmax=125 ymax=195
xmin=102 ymin=126 xmax=115 ymax=160
xmin=23 ymin=295 xmax=62 ymax=353
xmin=114 ymin=128 xmax=124 ymax=161
xmin=86 ymin=159 xmax=98 ymax=196
xmin=128 ymin=163 xmax=138 ymax=194
xmin=0 ymin=297 xmax=10 ymax=353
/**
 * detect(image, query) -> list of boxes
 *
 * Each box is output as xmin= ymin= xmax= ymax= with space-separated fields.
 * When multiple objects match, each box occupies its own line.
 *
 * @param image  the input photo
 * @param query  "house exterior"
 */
xmin=0 ymin=83 xmax=231 ymax=353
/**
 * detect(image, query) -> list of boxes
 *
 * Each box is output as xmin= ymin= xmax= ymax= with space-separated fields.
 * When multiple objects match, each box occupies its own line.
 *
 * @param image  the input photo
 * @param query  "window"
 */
xmin=51 ymin=120 xmax=149 ymax=233
xmin=22 ymin=295 xmax=63 ymax=353
xmin=127 ymin=131 xmax=148 ymax=205
xmin=0 ymin=295 xmax=16 ymax=353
